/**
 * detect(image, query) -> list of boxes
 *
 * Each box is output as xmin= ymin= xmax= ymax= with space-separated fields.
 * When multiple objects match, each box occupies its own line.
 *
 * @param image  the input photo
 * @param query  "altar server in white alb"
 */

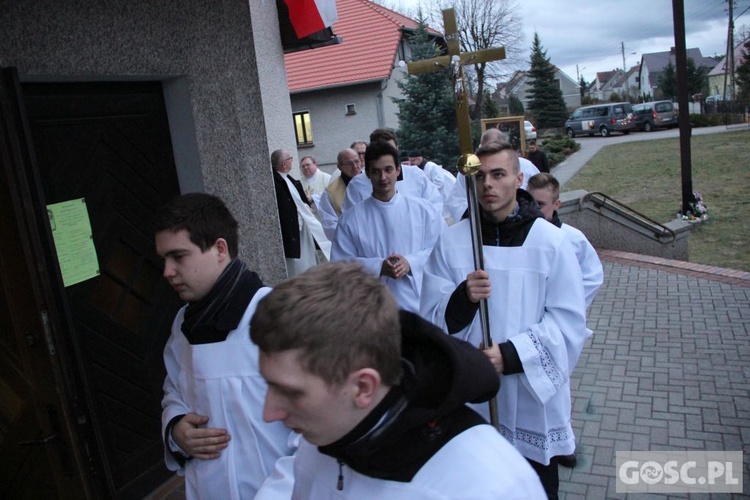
xmin=527 ymin=172 xmax=603 ymax=308
xmin=332 ymin=140 xmax=443 ymax=313
xmin=527 ymin=171 xmax=603 ymax=469
xmin=420 ymin=142 xmax=588 ymax=499
xmin=342 ymin=128 xmax=443 ymax=214
xmin=155 ymin=193 xmax=292 ymax=499
xmin=252 ymin=262 xmax=546 ymax=499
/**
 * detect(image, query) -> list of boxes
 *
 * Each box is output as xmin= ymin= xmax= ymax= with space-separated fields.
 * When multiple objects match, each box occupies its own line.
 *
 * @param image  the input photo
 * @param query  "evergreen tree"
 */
xmin=686 ymin=57 xmax=709 ymax=96
xmin=483 ymin=91 xmax=500 ymax=118
xmin=526 ymin=32 xmax=568 ymax=128
xmin=737 ymin=41 xmax=750 ymax=101
xmin=395 ymin=14 xmax=459 ymax=166
xmin=509 ymin=95 xmax=525 ymax=115
xmin=658 ymin=61 xmax=676 ymax=100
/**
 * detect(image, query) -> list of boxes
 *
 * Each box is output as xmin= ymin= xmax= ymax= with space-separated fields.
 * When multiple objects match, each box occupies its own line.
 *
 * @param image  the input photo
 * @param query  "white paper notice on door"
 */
xmin=47 ymin=198 xmax=100 ymax=287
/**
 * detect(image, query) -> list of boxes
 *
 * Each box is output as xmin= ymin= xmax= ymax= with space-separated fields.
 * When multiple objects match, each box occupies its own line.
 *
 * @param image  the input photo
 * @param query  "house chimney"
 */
xmin=670 ymin=47 xmax=675 ymax=54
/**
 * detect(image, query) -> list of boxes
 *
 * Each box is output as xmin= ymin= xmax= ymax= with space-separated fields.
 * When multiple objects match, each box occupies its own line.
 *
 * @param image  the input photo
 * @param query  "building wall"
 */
xmin=516 ymin=71 xmax=581 ymax=111
xmin=382 ymin=65 xmax=406 ymax=131
xmin=559 ymin=75 xmax=582 ymax=110
xmin=640 ymin=65 xmax=655 ymax=97
xmin=290 ymin=81 xmax=389 ymax=173
xmin=0 ymin=0 xmax=289 ymax=283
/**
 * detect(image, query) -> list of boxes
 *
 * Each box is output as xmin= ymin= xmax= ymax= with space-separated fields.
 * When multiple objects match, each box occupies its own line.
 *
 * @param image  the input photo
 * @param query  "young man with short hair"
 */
xmin=526 ymin=139 xmax=550 ymax=173
xmin=343 ymin=129 xmax=443 ymax=213
xmin=527 ymin=172 xmax=603 ymax=308
xmin=526 ymin=172 xmax=603 ymax=469
xmin=332 ymin=141 xmax=443 ymax=313
xmin=252 ymin=262 xmax=545 ymax=499
xmin=421 ymin=142 xmax=588 ymax=499
xmin=444 ymin=132 xmax=540 ymax=223
xmin=155 ymin=193 xmax=292 ymax=499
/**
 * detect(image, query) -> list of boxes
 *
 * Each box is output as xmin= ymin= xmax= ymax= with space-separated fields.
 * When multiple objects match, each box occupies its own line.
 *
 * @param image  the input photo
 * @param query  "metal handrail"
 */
xmin=578 ymin=191 xmax=677 ymax=244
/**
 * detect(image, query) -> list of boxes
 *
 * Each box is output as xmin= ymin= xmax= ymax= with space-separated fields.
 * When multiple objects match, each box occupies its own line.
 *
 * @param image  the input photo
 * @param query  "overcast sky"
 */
xmin=387 ymin=0 xmax=750 ymax=83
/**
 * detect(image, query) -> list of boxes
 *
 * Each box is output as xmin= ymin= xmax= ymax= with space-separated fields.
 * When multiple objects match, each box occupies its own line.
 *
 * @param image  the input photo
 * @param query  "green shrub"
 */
xmin=540 ymin=135 xmax=580 ymax=167
xmin=689 ymin=113 xmax=726 ymax=127
xmin=546 ymin=152 xmax=566 ymax=167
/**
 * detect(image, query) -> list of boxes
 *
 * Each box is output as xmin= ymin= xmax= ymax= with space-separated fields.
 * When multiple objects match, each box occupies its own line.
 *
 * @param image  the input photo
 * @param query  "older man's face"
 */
xmin=277 ymin=152 xmax=293 ymax=174
xmin=300 ymin=158 xmax=318 ymax=179
xmin=338 ymin=149 xmax=362 ymax=178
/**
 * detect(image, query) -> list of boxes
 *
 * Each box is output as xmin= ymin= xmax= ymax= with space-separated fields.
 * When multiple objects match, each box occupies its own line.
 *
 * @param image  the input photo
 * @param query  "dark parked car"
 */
xmin=565 ymin=102 xmax=635 ymax=138
xmin=633 ymin=100 xmax=678 ymax=131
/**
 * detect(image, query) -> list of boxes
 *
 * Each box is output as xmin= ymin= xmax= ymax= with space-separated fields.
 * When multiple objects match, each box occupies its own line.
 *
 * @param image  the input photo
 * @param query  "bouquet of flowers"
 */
xmin=682 ymin=191 xmax=708 ymax=221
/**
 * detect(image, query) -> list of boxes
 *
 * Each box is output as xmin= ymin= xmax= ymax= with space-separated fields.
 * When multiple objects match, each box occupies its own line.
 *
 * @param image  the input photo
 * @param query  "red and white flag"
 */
xmin=284 ymin=0 xmax=338 ymax=39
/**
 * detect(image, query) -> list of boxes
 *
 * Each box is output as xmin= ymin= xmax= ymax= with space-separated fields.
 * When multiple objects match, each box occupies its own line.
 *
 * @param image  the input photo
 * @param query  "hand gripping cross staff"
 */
xmin=407 ymin=8 xmax=505 ymax=430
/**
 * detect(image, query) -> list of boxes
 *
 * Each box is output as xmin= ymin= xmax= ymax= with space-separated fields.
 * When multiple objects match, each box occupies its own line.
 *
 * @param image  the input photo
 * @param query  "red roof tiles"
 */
xmin=284 ymin=0 xmax=438 ymax=93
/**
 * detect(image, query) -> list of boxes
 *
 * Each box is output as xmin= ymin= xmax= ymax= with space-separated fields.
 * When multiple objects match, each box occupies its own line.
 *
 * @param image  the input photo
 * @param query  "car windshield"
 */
xmin=655 ymin=102 xmax=673 ymax=112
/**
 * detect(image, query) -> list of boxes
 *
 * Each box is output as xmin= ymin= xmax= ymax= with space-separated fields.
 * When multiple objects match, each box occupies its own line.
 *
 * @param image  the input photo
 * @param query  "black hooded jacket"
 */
xmin=445 ymin=189 xmax=545 ymax=375
xmin=318 ymin=310 xmax=499 ymax=483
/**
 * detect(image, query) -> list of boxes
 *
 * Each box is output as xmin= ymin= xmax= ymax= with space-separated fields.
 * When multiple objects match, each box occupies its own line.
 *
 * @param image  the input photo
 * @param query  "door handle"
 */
xmin=18 ymin=433 xmax=59 ymax=446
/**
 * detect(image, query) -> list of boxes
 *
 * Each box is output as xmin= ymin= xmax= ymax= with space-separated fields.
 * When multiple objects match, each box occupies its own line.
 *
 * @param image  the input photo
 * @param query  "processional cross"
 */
xmin=406 ymin=9 xmax=506 ymax=429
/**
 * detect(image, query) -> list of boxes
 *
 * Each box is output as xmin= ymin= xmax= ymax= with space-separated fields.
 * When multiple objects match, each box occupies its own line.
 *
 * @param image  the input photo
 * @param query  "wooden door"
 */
xmin=0 ymin=68 xmax=88 ymax=500
xmin=1 ymin=69 xmax=185 ymax=499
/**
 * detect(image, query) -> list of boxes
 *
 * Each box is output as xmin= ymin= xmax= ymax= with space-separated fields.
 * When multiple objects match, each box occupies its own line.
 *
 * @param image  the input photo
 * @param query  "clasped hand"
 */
xmin=381 ymin=254 xmax=410 ymax=279
xmin=172 ymin=413 xmax=230 ymax=460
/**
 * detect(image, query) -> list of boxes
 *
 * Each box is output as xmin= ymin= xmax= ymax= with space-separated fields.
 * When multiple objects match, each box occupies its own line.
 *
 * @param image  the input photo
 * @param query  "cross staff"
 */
xmin=407 ymin=8 xmax=506 ymax=430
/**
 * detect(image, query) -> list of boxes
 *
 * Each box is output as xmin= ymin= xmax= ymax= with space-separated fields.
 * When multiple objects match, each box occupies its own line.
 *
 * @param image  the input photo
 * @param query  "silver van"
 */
xmin=565 ymin=102 xmax=635 ymax=137
xmin=633 ymin=100 xmax=677 ymax=131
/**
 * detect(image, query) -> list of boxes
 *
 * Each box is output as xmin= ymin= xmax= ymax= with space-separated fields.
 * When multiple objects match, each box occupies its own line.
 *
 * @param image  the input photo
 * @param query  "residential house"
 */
xmin=707 ymin=37 xmax=750 ymax=99
xmin=492 ymin=67 xmax=581 ymax=114
xmin=592 ymin=69 xmax=626 ymax=101
xmin=284 ymin=0 xmax=443 ymax=171
xmin=616 ymin=65 xmax=641 ymax=101
xmin=638 ymin=47 xmax=717 ymax=99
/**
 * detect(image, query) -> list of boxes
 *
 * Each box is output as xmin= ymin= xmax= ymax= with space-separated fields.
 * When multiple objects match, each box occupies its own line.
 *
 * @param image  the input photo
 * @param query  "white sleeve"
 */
xmin=253 ymin=433 xmax=301 ymax=500
xmin=445 ymin=173 xmax=468 ymax=223
xmin=161 ymin=310 xmax=191 ymax=472
xmin=317 ymin=191 xmax=339 ymax=241
xmin=419 ymin=170 xmax=444 ymax=215
xmin=507 ymin=235 xmax=588 ymax=404
xmin=577 ymin=237 xmax=604 ymax=308
xmin=342 ymin=175 xmax=368 ymax=211
xmin=402 ymin=204 xmax=444 ymax=291
xmin=420 ymin=232 xmax=461 ymax=330
xmin=330 ymin=211 xmax=384 ymax=276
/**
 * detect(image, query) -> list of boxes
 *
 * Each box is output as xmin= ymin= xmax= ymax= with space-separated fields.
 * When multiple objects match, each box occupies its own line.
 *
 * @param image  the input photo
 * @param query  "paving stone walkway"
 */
xmin=561 ymin=250 xmax=750 ymax=499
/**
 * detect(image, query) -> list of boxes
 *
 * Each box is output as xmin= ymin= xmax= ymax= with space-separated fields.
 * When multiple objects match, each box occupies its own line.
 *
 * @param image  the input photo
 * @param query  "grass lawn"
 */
xmin=564 ymin=130 xmax=750 ymax=272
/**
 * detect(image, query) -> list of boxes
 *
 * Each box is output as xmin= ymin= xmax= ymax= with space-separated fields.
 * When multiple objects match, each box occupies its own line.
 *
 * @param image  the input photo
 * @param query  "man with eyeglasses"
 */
xmin=350 ymin=140 xmax=367 ymax=163
xmin=318 ymin=148 xmax=363 ymax=240
xmin=271 ymin=149 xmax=329 ymax=277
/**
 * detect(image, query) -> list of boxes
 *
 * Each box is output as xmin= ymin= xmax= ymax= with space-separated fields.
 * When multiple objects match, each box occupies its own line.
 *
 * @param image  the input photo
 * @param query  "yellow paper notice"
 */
xmin=47 ymin=198 xmax=100 ymax=287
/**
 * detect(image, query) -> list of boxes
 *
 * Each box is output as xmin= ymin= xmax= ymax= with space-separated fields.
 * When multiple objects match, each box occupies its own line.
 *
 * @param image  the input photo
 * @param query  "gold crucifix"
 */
xmin=407 ymin=8 xmax=506 ymax=430
xmin=406 ymin=8 xmax=506 ymax=154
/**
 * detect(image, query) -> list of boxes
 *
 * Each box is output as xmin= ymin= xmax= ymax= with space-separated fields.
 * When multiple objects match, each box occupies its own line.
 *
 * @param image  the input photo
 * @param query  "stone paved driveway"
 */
xmin=561 ymin=252 xmax=750 ymax=499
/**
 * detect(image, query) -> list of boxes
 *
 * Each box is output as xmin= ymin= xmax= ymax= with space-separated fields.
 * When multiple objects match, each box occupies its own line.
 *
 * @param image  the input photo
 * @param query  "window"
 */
xmin=293 ymin=111 xmax=313 ymax=146
xmin=345 ymin=103 xmax=356 ymax=115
